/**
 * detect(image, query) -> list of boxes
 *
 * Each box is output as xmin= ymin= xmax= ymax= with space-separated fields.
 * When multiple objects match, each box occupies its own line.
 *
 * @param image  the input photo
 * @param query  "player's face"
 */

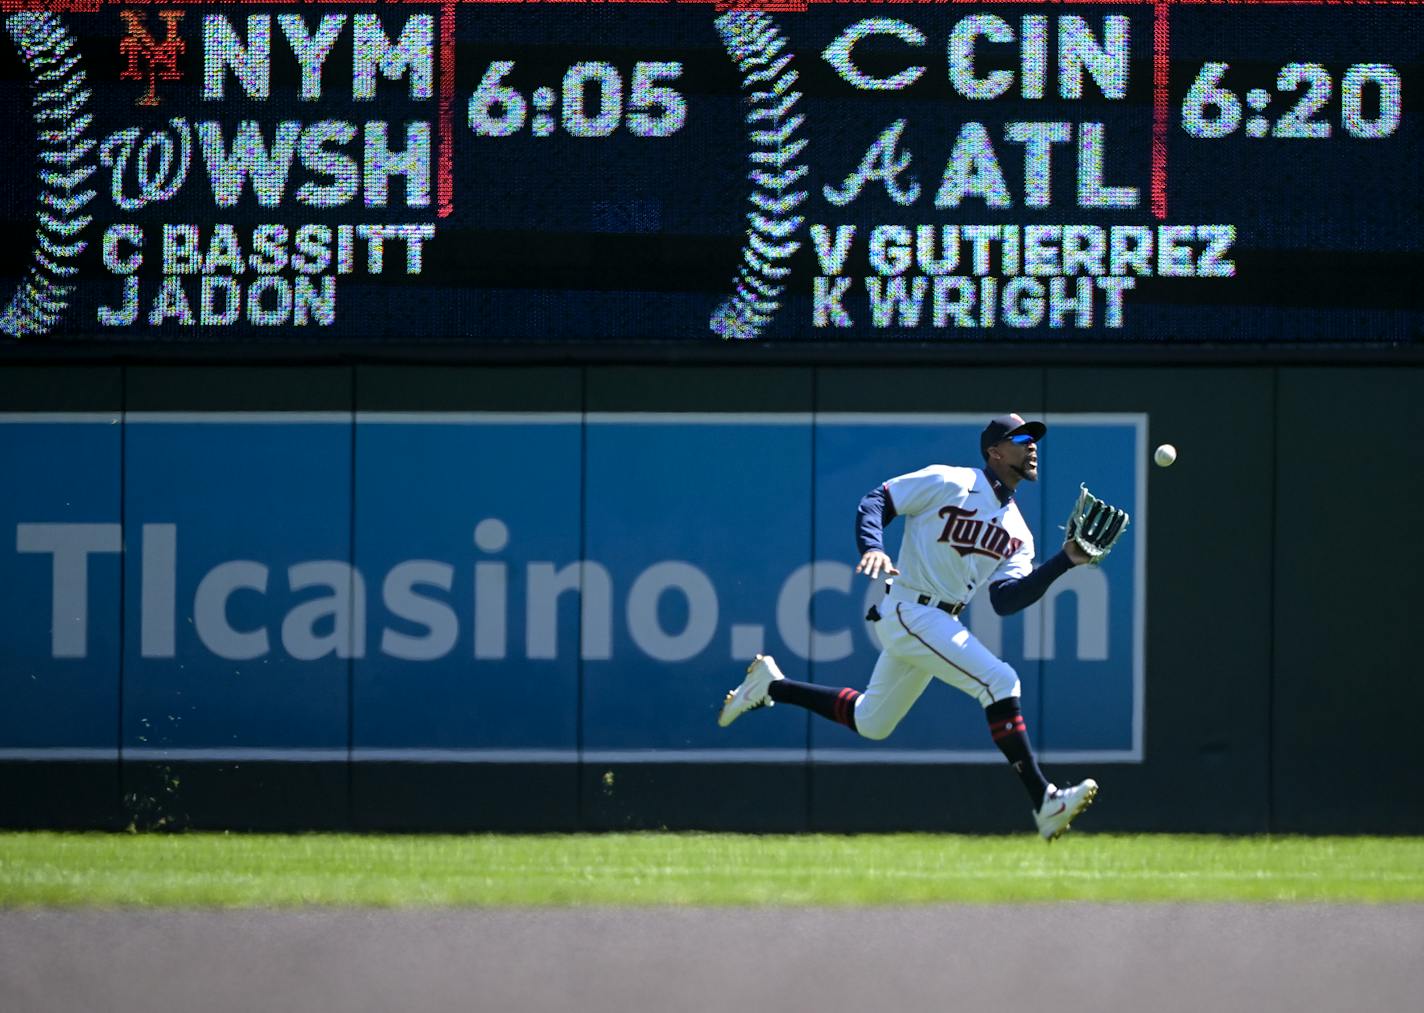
xmin=1000 ymin=435 xmax=1039 ymax=481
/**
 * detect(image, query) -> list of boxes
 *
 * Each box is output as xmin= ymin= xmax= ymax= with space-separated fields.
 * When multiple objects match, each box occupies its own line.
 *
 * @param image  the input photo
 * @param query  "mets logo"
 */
xmin=936 ymin=506 xmax=1023 ymax=561
xmin=119 ymin=10 xmax=186 ymax=107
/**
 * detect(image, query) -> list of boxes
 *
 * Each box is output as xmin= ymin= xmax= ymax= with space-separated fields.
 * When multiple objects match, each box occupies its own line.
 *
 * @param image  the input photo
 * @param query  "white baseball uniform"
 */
xmin=856 ymin=465 xmax=1034 ymax=739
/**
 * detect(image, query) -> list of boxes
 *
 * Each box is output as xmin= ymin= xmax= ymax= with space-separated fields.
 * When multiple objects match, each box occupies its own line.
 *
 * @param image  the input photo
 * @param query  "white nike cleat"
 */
xmin=717 ymin=654 xmax=785 ymax=727
xmin=1033 ymin=779 xmax=1099 ymax=841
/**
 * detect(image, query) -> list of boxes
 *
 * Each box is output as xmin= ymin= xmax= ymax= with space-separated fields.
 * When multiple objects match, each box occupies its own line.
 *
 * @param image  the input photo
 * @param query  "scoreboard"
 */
xmin=0 ymin=1 xmax=1419 ymax=344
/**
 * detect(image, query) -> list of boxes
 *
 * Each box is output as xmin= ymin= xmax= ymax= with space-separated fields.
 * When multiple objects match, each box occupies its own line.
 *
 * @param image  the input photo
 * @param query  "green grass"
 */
xmin=2 ymin=833 xmax=1422 ymax=907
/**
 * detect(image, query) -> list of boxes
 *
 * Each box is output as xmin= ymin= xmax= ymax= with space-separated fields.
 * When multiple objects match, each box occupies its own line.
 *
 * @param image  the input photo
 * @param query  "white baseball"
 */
xmin=1154 ymin=444 xmax=1177 ymax=468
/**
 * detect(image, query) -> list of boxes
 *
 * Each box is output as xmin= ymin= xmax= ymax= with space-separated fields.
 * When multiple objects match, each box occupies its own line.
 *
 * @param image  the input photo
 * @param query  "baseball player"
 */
xmin=718 ymin=413 xmax=1099 ymax=840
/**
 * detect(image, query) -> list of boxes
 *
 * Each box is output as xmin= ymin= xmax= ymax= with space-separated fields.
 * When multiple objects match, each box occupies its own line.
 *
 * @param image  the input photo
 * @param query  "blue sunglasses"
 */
xmin=1007 ymin=434 xmax=1037 ymax=445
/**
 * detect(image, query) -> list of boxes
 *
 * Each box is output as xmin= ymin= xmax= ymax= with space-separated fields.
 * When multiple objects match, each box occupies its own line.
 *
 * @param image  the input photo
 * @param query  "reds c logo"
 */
xmin=118 ymin=10 xmax=186 ymax=107
xmin=936 ymin=506 xmax=1023 ymax=561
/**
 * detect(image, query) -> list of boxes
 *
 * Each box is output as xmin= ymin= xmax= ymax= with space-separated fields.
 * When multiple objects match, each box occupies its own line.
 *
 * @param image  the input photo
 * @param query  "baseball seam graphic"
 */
xmin=711 ymin=11 xmax=808 ymax=341
xmin=3 ymin=13 xmax=95 ymax=339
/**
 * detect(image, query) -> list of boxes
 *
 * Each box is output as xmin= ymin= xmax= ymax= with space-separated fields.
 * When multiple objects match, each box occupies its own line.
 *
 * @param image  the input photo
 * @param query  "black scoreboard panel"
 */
xmin=0 ymin=2 xmax=1419 ymax=345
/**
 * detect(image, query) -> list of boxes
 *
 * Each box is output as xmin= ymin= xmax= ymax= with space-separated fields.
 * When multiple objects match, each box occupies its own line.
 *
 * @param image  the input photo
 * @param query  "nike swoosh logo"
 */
xmin=1047 ymin=803 xmax=1066 ymax=817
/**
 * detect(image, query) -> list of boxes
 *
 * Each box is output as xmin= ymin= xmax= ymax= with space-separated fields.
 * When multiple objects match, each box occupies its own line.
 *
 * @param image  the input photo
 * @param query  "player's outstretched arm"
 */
xmin=988 ymin=548 xmax=1079 ymax=616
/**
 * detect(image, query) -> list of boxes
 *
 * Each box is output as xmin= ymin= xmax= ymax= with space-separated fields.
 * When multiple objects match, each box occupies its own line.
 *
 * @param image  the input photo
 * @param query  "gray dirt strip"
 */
xmin=2 ymin=905 xmax=1421 ymax=1013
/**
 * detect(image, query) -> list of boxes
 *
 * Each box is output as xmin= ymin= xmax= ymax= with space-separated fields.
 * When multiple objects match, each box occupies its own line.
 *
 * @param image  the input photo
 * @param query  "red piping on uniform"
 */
xmin=895 ymin=603 xmax=994 ymax=699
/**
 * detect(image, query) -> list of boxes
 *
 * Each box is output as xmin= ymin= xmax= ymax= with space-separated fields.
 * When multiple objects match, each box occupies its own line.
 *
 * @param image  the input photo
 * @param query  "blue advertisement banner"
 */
xmin=0 ymin=415 xmax=121 ymax=754
xmin=0 ymin=411 xmax=1145 ymax=763
xmin=353 ymin=417 xmax=583 ymax=756
xmin=122 ymin=415 xmax=353 ymax=756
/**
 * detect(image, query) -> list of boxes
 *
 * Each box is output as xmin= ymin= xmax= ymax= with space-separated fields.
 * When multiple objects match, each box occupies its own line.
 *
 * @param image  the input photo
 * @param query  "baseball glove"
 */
xmin=1064 ymin=484 xmax=1130 ymax=565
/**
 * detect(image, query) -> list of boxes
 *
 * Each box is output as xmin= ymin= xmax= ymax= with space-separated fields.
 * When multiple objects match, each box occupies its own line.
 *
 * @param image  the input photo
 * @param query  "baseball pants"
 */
xmin=854 ymin=598 xmax=1022 ymax=740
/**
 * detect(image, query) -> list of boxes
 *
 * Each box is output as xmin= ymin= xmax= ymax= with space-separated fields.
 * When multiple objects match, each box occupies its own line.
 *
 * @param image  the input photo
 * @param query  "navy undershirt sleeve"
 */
xmin=989 ymin=550 xmax=1074 ymax=615
xmin=855 ymin=484 xmax=897 ymax=556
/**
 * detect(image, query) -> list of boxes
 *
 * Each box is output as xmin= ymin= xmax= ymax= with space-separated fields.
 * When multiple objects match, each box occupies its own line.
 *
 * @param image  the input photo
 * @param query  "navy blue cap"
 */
xmin=980 ymin=414 xmax=1047 ymax=453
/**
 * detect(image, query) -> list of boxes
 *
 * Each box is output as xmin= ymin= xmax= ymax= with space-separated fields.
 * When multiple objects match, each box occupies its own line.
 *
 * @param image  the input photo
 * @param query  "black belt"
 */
xmin=917 ymin=595 xmax=966 ymax=617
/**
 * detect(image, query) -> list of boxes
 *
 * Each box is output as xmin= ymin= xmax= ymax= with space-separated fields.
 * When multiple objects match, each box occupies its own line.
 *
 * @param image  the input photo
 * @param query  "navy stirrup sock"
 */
xmin=767 ymin=678 xmax=860 ymax=731
xmin=985 ymin=698 xmax=1050 ymax=808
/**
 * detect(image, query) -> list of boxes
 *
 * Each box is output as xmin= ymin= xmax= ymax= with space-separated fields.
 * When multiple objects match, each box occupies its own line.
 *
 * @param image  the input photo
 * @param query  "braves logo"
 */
xmin=937 ymin=506 xmax=1023 ymax=561
xmin=118 ymin=10 xmax=186 ymax=107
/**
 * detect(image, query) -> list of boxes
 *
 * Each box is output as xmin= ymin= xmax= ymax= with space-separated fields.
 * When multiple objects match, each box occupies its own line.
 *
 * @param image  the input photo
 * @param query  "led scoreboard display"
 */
xmin=0 ymin=1 xmax=1418 ymax=344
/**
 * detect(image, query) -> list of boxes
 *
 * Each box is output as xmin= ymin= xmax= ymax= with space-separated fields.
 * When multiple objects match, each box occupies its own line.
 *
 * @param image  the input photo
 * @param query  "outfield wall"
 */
xmin=1 ymin=364 xmax=1420 ymax=834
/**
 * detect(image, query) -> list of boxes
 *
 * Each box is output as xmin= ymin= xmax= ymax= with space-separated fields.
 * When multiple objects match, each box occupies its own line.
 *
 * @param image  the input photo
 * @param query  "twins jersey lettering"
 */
xmin=883 ymin=465 xmax=1034 ymax=605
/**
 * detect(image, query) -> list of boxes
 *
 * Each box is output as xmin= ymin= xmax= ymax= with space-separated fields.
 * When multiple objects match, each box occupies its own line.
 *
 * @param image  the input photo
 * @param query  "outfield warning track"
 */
xmin=2 ymin=904 xmax=1422 ymax=1012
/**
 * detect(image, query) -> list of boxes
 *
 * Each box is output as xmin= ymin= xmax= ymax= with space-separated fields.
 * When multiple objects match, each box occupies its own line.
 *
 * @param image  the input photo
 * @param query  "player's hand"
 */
xmin=1063 ymin=538 xmax=1091 ymax=566
xmin=855 ymin=550 xmax=899 ymax=579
